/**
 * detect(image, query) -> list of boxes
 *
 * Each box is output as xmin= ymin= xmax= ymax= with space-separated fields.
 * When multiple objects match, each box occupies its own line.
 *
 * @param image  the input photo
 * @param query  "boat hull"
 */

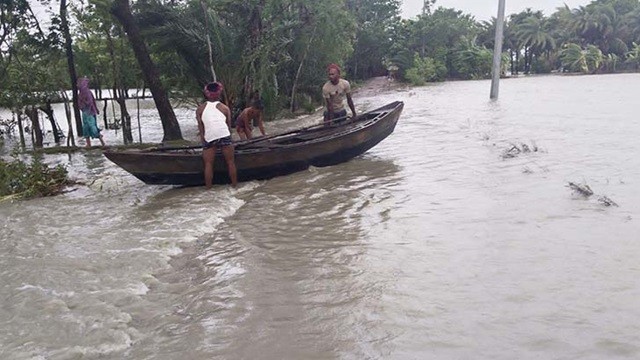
xmin=104 ymin=101 xmax=403 ymax=185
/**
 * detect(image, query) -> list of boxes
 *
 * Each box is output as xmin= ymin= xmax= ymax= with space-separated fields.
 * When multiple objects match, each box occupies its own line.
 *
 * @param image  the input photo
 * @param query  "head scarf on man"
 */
xmin=204 ymin=82 xmax=224 ymax=101
xmin=77 ymin=77 xmax=97 ymax=115
xmin=327 ymin=63 xmax=341 ymax=74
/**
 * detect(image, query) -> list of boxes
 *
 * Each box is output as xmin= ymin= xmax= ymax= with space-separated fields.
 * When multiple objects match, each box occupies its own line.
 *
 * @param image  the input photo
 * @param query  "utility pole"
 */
xmin=422 ymin=0 xmax=433 ymax=15
xmin=490 ymin=0 xmax=506 ymax=99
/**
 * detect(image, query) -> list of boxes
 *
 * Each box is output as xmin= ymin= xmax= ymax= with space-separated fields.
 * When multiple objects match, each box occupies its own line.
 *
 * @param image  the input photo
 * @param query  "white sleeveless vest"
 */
xmin=202 ymin=101 xmax=230 ymax=142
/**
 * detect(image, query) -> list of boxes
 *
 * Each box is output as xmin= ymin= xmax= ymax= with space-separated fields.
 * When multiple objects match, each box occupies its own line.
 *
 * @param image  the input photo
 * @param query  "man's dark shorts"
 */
xmin=203 ymin=136 xmax=233 ymax=149
xmin=323 ymin=109 xmax=347 ymax=121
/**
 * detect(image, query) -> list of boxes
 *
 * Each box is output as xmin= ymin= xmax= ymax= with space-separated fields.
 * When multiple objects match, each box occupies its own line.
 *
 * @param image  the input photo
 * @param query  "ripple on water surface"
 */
xmin=2 ymin=74 xmax=640 ymax=359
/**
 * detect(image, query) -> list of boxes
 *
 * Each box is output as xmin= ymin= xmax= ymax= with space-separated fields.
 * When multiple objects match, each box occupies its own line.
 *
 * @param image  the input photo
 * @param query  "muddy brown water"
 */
xmin=1 ymin=74 xmax=640 ymax=359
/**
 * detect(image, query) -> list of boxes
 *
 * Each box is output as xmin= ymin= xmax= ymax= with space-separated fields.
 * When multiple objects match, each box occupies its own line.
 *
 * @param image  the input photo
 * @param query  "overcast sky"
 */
xmin=401 ymin=0 xmax=592 ymax=20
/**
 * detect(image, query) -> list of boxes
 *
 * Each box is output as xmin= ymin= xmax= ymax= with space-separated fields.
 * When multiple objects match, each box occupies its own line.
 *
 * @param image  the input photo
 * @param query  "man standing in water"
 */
xmin=77 ymin=77 xmax=106 ymax=147
xmin=196 ymin=82 xmax=238 ymax=188
xmin=322 ymin=63 xmax=356 ymax=124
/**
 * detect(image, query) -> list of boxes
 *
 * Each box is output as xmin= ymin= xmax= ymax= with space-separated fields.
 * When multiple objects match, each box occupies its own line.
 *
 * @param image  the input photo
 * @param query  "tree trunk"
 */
xmin=16 ymin=109 xmax=26 ymax=149
xmin=61 ymin=91 xmax=76 ymax=147
xmin=105 ymin=29 xmax=133 ymax=144
xmin=290 ymin=25 xmax=316 ymax=113
xmin=199 ymin=0 xmax=217 ymax=82
xmin=244 ymin=0 xmax=265 ymax=105
xmin=103 ymin=100 xmax=109 ymax=129
xmin=117 ymin=87 xmax=133 ymax=144
xmin=60 ymin=0 xmax=82 ymax=137
xmin=510 ymin=50 xmax=515 ymax=75
xmin=39 ymin=100 xmax=62 ymax=143
xmin=25 ymin=107 xmax=43 ymax=148
xmin=137 ymin=85 xmax=142 ymax=143
xmin=111 ymin=0 xmax=183 ymax=143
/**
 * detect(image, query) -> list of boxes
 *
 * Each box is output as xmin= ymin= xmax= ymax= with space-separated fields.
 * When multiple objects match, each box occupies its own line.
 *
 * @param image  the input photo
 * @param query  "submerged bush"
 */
xmin=0 ymin=155 xmax=72 ymax=200
xmin=405 ymin=54 xmax=447 ymax=85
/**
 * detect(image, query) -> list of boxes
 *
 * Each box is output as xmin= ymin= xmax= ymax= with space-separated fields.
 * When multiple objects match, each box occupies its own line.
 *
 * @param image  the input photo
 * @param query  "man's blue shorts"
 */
xmin=203 ymin=136 xmax=233 ymax=149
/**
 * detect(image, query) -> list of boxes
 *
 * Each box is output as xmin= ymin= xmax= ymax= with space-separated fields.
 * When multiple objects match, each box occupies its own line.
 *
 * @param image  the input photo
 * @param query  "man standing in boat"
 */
xmin=196 ymin=82 xmax=238 ymax=188
xmin=322 ymin=63 xmax=357 ymax=124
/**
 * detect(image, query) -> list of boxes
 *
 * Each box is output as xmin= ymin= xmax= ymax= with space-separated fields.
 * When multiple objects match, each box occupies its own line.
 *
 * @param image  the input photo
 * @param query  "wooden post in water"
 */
xmin=490 ymin=0 xmax=506 ymax=99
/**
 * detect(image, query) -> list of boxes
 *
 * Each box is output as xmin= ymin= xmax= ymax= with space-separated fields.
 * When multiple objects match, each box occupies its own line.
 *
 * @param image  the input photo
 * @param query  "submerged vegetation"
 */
xmin=0 ymin=155 xmax=73 ymax=201
xmin=568 ymin=181 xmax=619 ymax=207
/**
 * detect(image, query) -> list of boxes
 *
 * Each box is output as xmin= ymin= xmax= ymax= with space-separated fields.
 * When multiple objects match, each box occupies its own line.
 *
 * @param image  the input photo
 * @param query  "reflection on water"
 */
xmin=2 ymin=74 xmax=640 ymax=359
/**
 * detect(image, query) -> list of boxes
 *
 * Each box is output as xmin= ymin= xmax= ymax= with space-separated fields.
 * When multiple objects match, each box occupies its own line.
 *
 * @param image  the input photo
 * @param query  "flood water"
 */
xmin=1 ymin=74 xmax=640 ymax=359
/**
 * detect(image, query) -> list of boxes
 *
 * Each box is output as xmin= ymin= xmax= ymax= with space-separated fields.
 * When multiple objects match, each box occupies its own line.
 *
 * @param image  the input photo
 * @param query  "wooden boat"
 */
xmin=103 ymin=101 xmax=403 ymax=185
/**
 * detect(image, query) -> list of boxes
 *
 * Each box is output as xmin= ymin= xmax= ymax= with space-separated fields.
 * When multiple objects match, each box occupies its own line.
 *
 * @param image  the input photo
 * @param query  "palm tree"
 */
xmin=548 ymin=5 xmax=578 ymax=48
xmin=625 ymin=9 xmax=640 ymax=44
xmin=571 ymin=3 xmax=627 ymax=55
xmin=509 ymin=9 xmax=544 ymax=74
xmin=516 ymin=16 xmax=556 ymax=72
xmin=571 ymin=6 xmax=601 ymax=45
xmin=585 ymin=44 xmax=604 ymax=72
xmin=560 ymin=43 xmax=588 ymax=73
xmin=625 ymin=42 xmax=640 ymax=70
xmin=593 ymin=4 xmax=628 ymax=55
xmin=603 ymin=53 xmax=619 ymax=72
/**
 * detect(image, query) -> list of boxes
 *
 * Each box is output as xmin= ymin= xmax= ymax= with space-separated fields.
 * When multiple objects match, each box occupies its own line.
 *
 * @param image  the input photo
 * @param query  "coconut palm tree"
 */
xmin=571 ymin=3 xmax=628 ymax=55
xmin=516 ymin=16 xmax=556 ymax=73
xmin=625 ymin=42 xmax=640 ymax=70
xmin=585 ymin=44 xmax=604 ymax=72
xmin=592 ymin=4 xmax=628 ymax=55
xmin=503 ymin=16 xmax=522 ymax=74
xmin=627 ymin=9 xmax=640 ymax=43
xmin=560 ymin=43 xmax=588 ymax=73
xmin=571 ymin=5 xmax=602 ymax=45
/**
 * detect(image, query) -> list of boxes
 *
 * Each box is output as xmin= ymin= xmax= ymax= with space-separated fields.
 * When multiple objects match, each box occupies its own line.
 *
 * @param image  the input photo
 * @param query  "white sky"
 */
xmin=33 ymin=1 xmax=593 ymax=24
xmin=401 ymin=0 xmax=592 ymax=20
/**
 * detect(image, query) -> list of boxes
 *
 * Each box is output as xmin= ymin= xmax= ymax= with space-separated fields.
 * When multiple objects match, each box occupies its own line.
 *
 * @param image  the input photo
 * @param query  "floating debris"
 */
xmin=568 ymin=182 xmax=594 ymax=197
xmin=568 ymin=182 xmax=619 ymax=207
xmin=598 ymin=196 xmax=619 ymax=207
xmin=501 ymin=142 xmax=539 ymax=159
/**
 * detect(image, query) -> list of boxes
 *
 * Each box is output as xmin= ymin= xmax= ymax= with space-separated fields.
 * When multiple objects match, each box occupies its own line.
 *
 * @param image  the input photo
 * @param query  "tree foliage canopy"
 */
xmin=3 ymin=0 xmax=640 ymax=139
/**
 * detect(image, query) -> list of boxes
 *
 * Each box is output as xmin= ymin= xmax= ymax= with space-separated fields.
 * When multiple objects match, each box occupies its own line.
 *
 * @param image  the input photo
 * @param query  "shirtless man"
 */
xmin=196 ymin=82 xmax=238 ymax=188
xmin=322 ymin=63 xmax=356 ymax=124
xmin=236 ymin=99 xmax=265 ymax=140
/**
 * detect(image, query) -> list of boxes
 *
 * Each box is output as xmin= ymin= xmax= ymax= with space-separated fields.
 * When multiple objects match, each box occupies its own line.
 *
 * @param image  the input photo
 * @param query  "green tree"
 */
xmin=625 ymin=41 xmax=640 ymax=69
xmin=405 ymin=53 xmax=446 ymax=85
xmin=74 ymin=0 xmax=141 ymax=143
xmin=517 ymin=15 xmax=556 ymax=72
xmin=559 ymin=43 xmax=604 ymax=73
xmin=629 ymin=8 xmax=640 ymax=42
xmin=133 ymin=0 xmax=353 ymax=116
xmin=111 ymin=0 xmax=183 ymax=142
xmin=449 ymin=39 xmax=493 ymax=79
xmin=60 ymin=0 xmax=84 ymax=138
xmin=585 ymin=43 xmax=604 ymax=70
xmin=1 ymin=0 xmax=77 ymax=147
xmin=345 ymin=0 xmax=401 ymax=79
